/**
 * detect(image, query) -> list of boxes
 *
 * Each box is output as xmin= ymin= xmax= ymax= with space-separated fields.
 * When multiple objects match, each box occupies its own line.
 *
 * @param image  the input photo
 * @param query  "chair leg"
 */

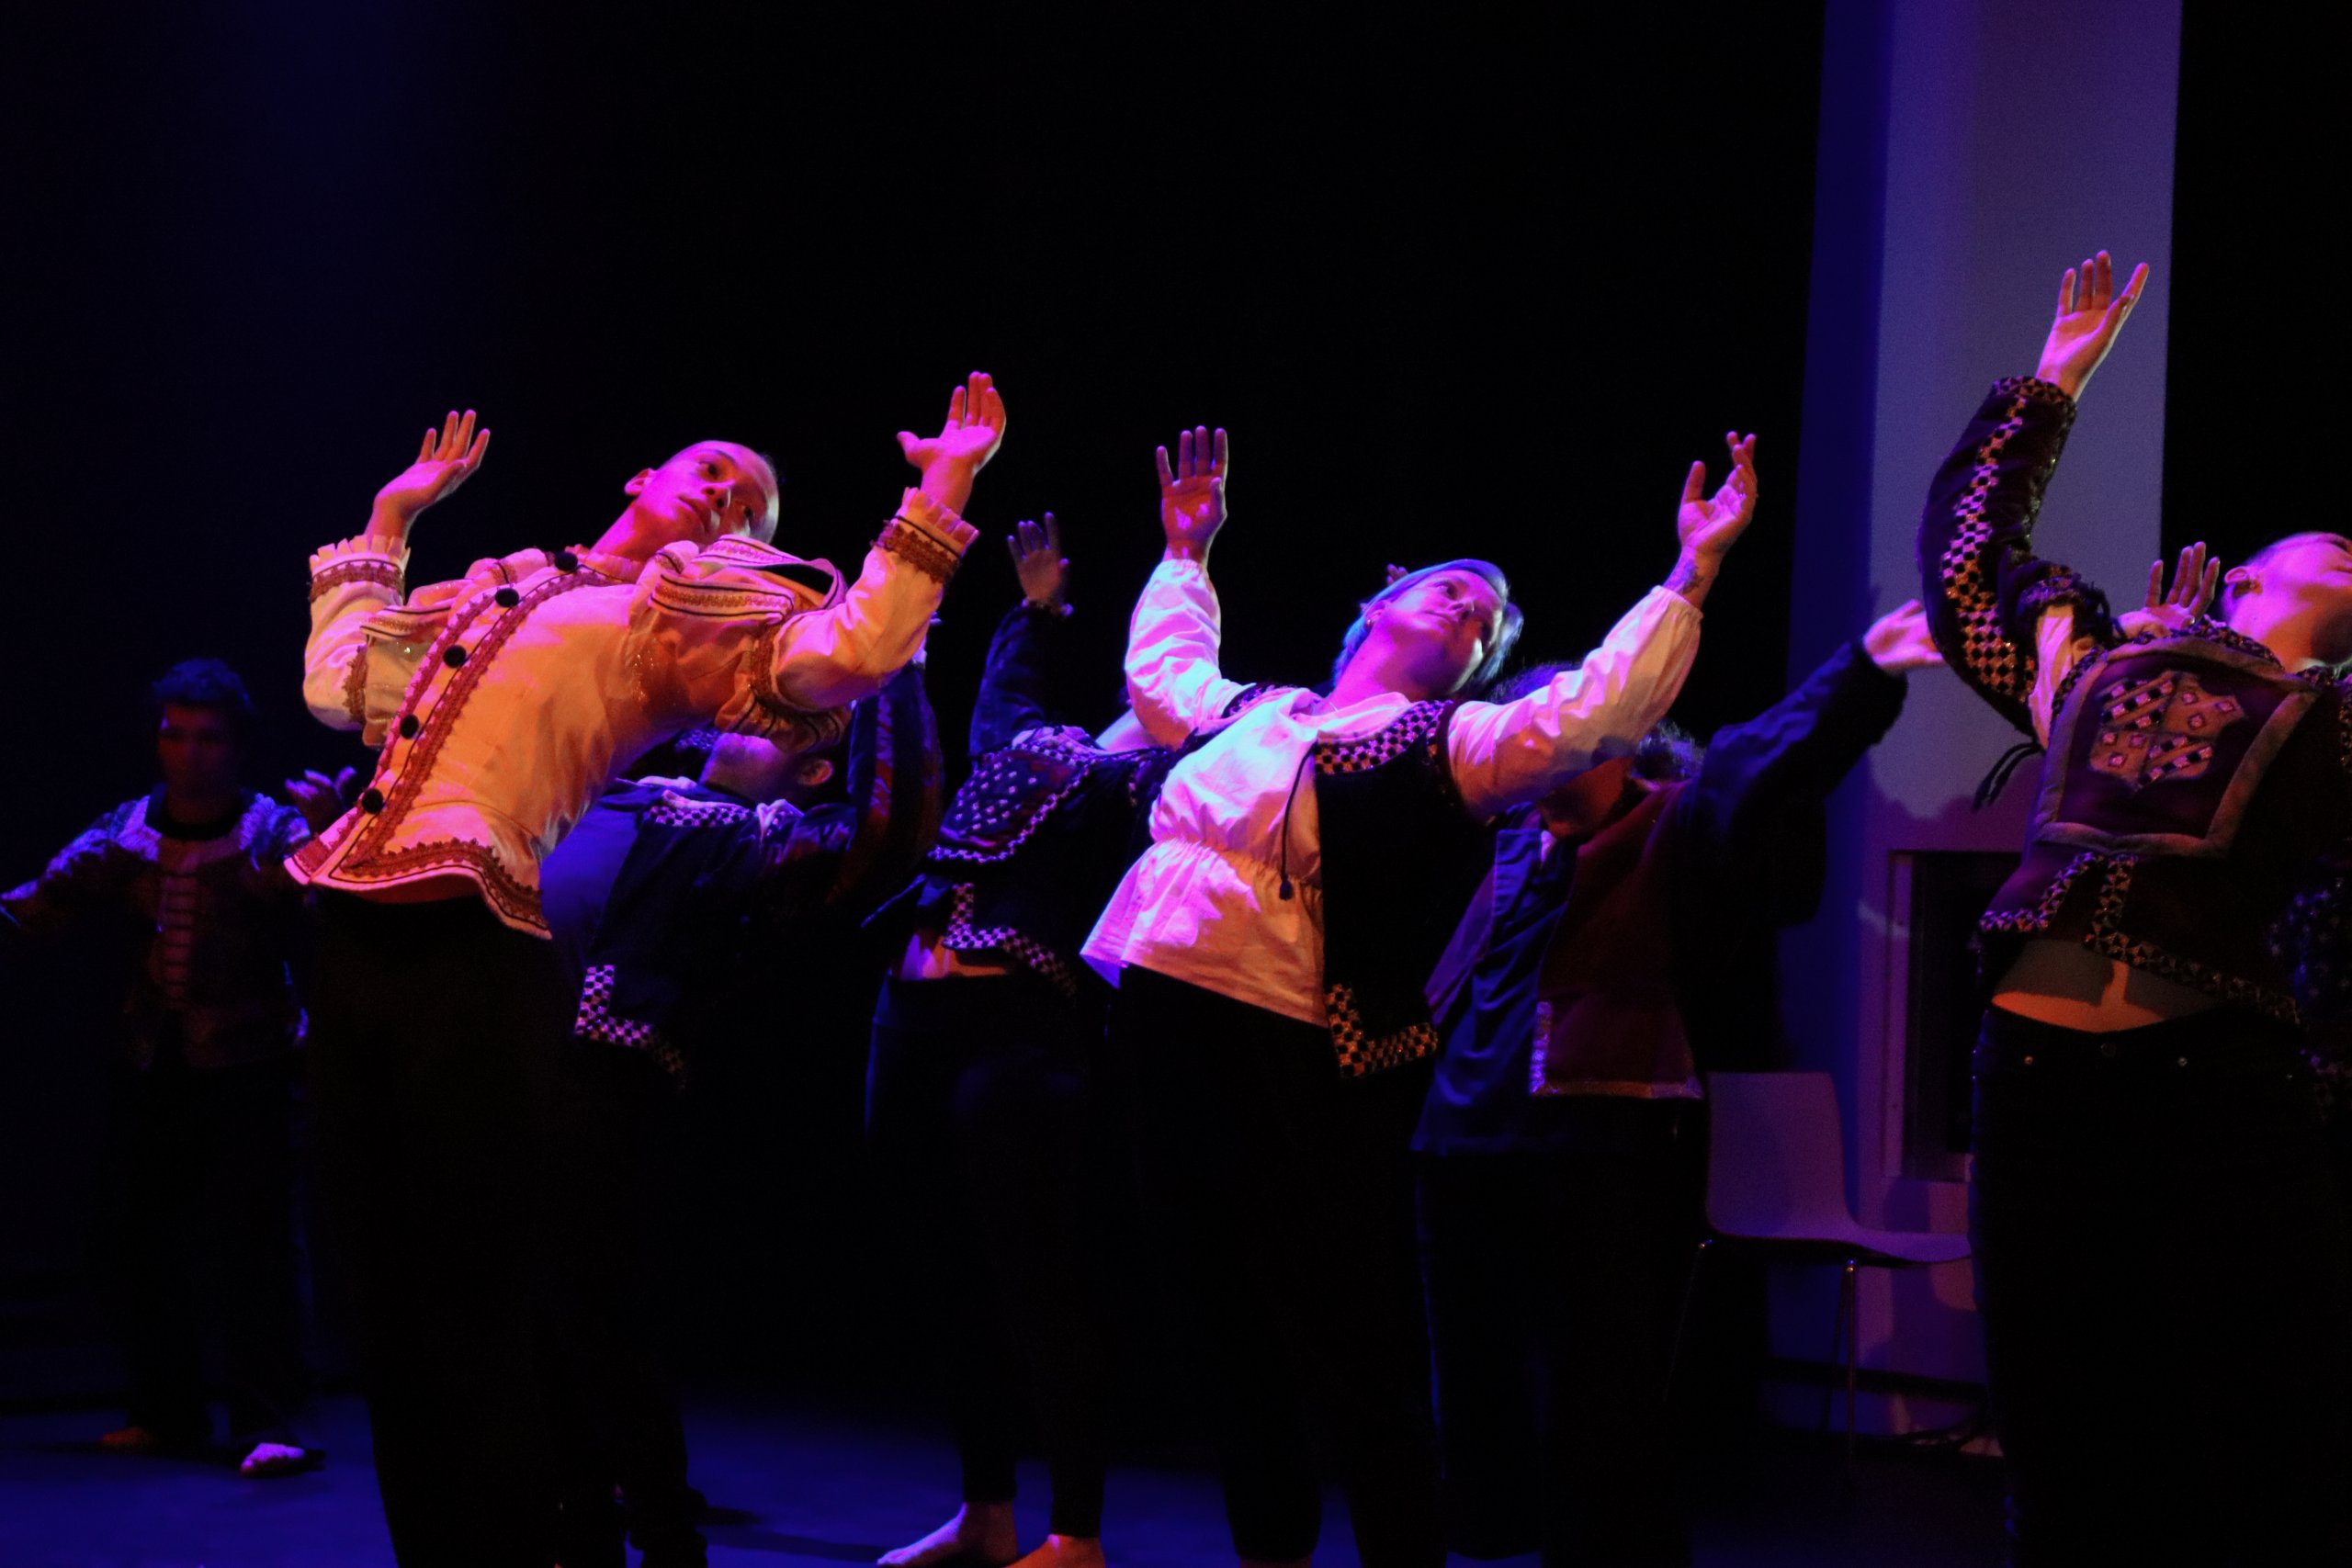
xmin=1664 ymin=1236 xmax=1712 ymax=1405
xmin=1842 ymin=1258 xmax=1860 ymax=1482
xmin=1820 ymin=1258 xmax=1854 ymax=1428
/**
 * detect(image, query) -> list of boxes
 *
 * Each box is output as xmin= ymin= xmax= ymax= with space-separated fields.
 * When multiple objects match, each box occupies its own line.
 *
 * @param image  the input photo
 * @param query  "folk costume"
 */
xmin=865 ymin=601 xmax=1177 ymax=1542
xmin=1921 ymin=377 xmax=2352 ymax=1564
xmin=540 ymin=663 xmax=940 ymax=1568
xmin=1080 ymin=557 xmax=1702 ymax=1568
xmin=1416 ymin=640 xmax=1910 ymax=1565
xmin=295 ymin=493 xmax=972 ymax=1568
xmin=4 ymin=792 xmax=313 ymax=1455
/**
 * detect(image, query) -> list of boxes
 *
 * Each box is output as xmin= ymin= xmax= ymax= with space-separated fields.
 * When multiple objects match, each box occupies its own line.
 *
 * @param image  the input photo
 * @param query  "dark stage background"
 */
xmin=2162 ymin=4 xmax=2331 ymax=567
xmin=1 ymin=6 xmax=1826 ymax=1425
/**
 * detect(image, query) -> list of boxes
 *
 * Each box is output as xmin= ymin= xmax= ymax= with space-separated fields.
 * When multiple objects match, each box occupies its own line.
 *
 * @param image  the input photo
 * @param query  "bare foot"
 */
xmin=97 ymin=1425 xmax=159 ymax=1453
xmin=879 ymin=1501 xmax=1019 ymax=1568
xmin=1008 ymin=1536 xmax=1105 ymax=1568
xmin=239 ymin=1441 xmax=318 ymax=1477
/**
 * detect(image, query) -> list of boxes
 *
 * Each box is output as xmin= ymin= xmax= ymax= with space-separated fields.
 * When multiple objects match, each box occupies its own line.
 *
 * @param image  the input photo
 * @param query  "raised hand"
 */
xmin=1007 ymin=513 xmax=1069 ymax=609
xmin=371 ymin=410 xmax=490 ymax=537
xmin=1157 ymin=425 xmax=1227 ymax=563
xmin=2115 ymin=541 xmax=2220 ymax=639
xmin=2036 ymin=251 xmax=2149 ymax=400
xmin=1666 ymin=433 xmax=1758 ymax=608
xmin=285 ymin=766 xmax=361 ymax=834
xmin=899 ymin=372 xmax=1008 ymax=514
xmin=1862 ymin=599 xmax=1942 ymax=673
xmin=1677 ymin=431 xmax=1759 ymax=561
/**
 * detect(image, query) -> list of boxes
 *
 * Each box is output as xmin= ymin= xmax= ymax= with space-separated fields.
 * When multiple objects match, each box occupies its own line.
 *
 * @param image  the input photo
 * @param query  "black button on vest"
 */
xmin=554 ymin=550 xmax=580 ymax=573
xmin=444 ymin=645 xmax=468 ymax=668
xmin=495 ymin=587 xmax=521 ymax=608
xmin=360 ymin=787 xmax=386 ymax=814
xmin=398 ymin=714 xmax=420 ymax=739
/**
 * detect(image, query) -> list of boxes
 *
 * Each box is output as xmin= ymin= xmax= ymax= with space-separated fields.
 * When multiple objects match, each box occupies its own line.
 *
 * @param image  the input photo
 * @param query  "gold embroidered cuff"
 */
xmin=877 ymin=518 xmax=964 ymax=586
xmin=310 ymin=558 xmax=406 ymax=604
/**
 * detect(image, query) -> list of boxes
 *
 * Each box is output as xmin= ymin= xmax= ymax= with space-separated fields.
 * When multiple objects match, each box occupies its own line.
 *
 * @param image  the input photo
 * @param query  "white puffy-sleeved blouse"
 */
xmin=1081 ymin=557 xmax=1702 ymax=1026
xmin=291 ymin=491 xmax=972 ymax=935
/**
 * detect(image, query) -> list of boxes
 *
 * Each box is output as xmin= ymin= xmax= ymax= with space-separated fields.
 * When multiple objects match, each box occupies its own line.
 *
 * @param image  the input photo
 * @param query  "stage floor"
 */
xmin=0 ymin=1392 xmax=2006 ymax=1566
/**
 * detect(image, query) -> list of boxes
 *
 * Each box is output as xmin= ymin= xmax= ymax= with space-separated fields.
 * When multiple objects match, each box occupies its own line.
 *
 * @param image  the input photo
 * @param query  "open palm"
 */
xmin=1157 ymin=425 xmax=1227 ymax=559
xmin=374 ymin=409 xmax=489 ymax=529
xmin=2036 ymin=251 xmax=2149 ymax=399
xmin=1677 ymin=432 xmax=1758 ymax=560
xmin=898 ymin=372 xmax=1008 ymax=472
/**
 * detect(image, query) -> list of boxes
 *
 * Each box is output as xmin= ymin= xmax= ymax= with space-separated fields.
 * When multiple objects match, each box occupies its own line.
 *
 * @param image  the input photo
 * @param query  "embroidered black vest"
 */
xmin=884 ymin=727 xmax=1179 ymax=998
xmin=1981 ymin=627 xmax=2352 ymax=1022
xmin=1195 ymin=689 xmax=1497 ymax=1077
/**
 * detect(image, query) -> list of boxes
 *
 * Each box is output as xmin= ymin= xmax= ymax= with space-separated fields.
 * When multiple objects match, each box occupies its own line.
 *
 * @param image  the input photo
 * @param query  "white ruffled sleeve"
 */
xmin=1124 ymin=557 xmax=1256 ymax=746
xmin=301 ymin=534 xmax=411 ymax=739
xmin=628 ymin=490 xmax=974 ymax=749
xmin=1448 ymin=585 xmax=1702 ymax=819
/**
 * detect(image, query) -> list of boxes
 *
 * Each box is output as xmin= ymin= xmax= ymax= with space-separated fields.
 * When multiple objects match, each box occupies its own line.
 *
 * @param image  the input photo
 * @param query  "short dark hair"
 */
xmin=1629 ymin=720 xmax=1703 ymax=783
xmin=151 ymin=658 xmax=256 ymax=742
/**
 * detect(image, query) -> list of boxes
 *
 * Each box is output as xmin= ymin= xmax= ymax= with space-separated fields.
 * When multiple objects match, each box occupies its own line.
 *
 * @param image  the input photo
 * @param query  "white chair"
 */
xmin=1679 ymin=1071 xmax=1972 ymax=1472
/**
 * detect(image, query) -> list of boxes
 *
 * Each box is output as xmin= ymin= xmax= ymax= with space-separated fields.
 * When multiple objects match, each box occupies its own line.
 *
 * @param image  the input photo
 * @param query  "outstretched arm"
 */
xmin=2 ymin=804 xmax=141 ymax=938
xmin=725 ymin=376 xmax=1003 ymax=735
xmin=968 ymin=513 xmax=1078 ymax=756
xmin=1125 ymin=426 xmax=1252 ymax=745
xmin=1917 ymin=252 xmax=2149 ymax=739
xmin=1451 ymin=435 xmax=1758 ymax=816
xmin=301 ymin=411 xmax=489 ymax=735
xmin=1690 ymin=601 xmax=1928 ymax=896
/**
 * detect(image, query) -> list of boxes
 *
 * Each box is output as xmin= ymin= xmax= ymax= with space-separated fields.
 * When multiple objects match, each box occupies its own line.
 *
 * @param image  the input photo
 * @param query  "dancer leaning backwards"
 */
xmin=292 ymin=379 xmax=1004 ymax=1568
xmin=1085 ymin=423 xmax=1756 ymax=1568
xmin=1919 ymin=254 xmax=2352 ymax=1565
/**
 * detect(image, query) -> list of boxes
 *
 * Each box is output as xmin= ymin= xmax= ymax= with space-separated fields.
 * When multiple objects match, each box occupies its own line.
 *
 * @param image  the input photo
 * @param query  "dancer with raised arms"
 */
xmin=1083 ymin=423 xmax=1757 ymax=1568
xmin=1919 ymin=253 xmax=2352 ymax=1563
xmin=294 ymin=378 xmax=1004 ymax=1567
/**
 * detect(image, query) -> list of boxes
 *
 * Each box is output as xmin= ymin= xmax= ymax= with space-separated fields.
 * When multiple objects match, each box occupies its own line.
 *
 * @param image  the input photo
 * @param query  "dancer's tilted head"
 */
xmin=1332 ymin=559 xmax=1522 ymax=701
xmin=2222 ymin=532 xmax=2352 ymax=668
xmin=699 ymin=728 xmax=838 ymax=807
xmin=618 ymin=440 xmax=782 ymax=549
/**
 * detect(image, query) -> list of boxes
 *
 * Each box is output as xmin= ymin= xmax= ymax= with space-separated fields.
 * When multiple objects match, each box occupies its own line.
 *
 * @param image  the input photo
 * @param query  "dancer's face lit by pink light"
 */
xmin=156 ymin=704 xmax=241 ymax=800
xmin=2225 ymin=532 xmax=2352 ymax=660
xmin=1362 ymin=570 xmax=1505 ymax=696
xmin=623 ymin=442 xmax=780 ymax=547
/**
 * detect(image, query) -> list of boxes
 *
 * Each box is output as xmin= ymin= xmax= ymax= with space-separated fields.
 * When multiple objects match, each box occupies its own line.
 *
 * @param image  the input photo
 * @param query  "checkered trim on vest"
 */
xmin=1315 ymin=699 xmax=1451 ymax=774
xmin=942 ymin=884 xmax=1082 ymax=999
xmin=929 ymin=730 xmax=1101 ymax=865
xmin=643 ymin=793 xmax=753 ymax=830
xmin=572 ymin=964 xmax=686 ymax=1081
xmin=1325 ymin=982 xmax=1441 ymax=1077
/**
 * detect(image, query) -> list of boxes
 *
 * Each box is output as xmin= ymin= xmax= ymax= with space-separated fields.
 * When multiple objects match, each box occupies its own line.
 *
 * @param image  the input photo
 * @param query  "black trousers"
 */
xmin=1417 ymin=1107 xmax=1701 ymax=1568
xmin=1971 ymin=1006 xmax=2352 ymax=1566
xmin=865 ymin=971 xmax=1118 ymax=1539
xmin=544 ymin=1040 xmax=704 ymax=1568
xmin=105 ymin=1048 xmax=308 ymax=1447
xmin=1114 ymin=966 xmax=1442 ymax=1568
xmin=307 ymin=893 xmax=564 ymax=1568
